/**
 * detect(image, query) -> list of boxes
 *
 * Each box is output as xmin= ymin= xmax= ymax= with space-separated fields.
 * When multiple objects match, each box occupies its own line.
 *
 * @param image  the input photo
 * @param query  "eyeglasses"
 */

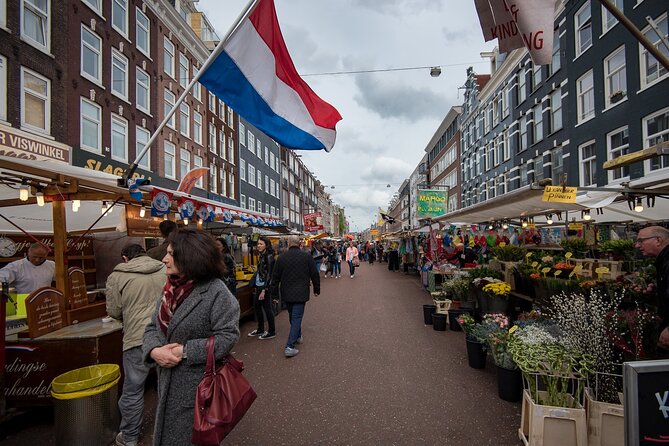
xmin=634 ymin=236 xmax=657 ymax=245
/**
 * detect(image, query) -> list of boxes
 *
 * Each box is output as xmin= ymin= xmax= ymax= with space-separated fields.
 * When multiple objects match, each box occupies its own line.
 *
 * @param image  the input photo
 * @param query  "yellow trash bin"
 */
xmin=51 ymin=364 xmax=121 ymax=446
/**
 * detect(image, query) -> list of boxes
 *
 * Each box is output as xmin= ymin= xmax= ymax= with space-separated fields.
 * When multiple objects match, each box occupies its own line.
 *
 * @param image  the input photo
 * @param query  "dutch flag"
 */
xmin=199 ymin=0 xmax=342 ymax=152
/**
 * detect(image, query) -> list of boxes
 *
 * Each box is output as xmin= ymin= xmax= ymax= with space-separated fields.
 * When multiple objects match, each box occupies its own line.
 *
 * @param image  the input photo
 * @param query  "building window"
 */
xmin=240 ymin=159 xmax=246 ymax=181
xmin=519 ymin=115 xmax=528 ymax=152
xmin=580 ymin=141 xmax=597 ymax=186
xmin=210 ymin=164 xmax=218 ymax=194
xmin=192 ymin=66 xmax=201 ymax=102
xmin=163 ymin=37 xmax=175 ymax=78
xmin=241 ymin=194 xmax=246 ymax=209
xmin=21 ymin=67 xmax=50 ymax=134
xmin=180 ymin=148 xmax=190 ymax=179
xmin=136 ymin=8 xmax=150 ymax=56
xmin=532 ymin=64 xmax=542 ymax=91
xmin=209 ymin=123 xmax=216 ymax=153
xmin=250 ymin=198 xmax=256 ymax=212
xmin=136 ymin=126 xmax=150 ymax=170
xmin=604 ymin=46 xmax=626 ymax=108
xmin=607 ymin=126 xmax=629 ymax=182
xmin=228 ymin=137 xmax=234 ymax=163
xmin=270 ymin=178 xmax=275 ymax=197
xmin=257 ymin=200 xmax=262 ymax=212
xmin=248 ymin=164 xmax=256 ymax=186
xmin=22 ymin=0 xmax=49 ymax=51
xmin=136 ymin=67 xmax=150 ymax=113
xmin=549 ymin=29 xmax=561 ymax=75
xmin=0 ymin=55 xmax=6 ymax=121
xmin=164 ymin=89 xmax=176 ymax=129
xmin=227 ymin=107 xmax=234 ymax=127
xmin=82 ymin=0 xmax=100 ymax=14
xmin=575 ymin=1 xmax=592 ymax=58
xmin=550 ymin=89 xmax=562 ymax=133
xmin=229 ymin=173 xmax=235 ymax=197
xmin=239 ymin=122 xmax=246 ymax=146
xmin=218 ymin=100 xmax=225 ymax=119
xmin=644 ymin=107 xmax=669 ymax=172
xmin=111 ymin=0 xmax=127 ymax=36
xmin=179 ymin=103 xmax=190 ymax=137
xmin=534 ymin=155 xmax=544 ymax=181
xmin=552 ymin=147 xmax=563 ymax=183
xmin=220 ymin=168 xmax=227 ymax=196
xmin=80 ymin=98 xmax=101 ymax=153
xmin=220 ymin=130 xmax=226 ymax=160
xmin=264 ymin=146 xmax=269 ymax=164
xmin=256 ymin=139 xmax=262 ymax=158
xmin=178 ymin=53 xmax=188 ymax=89
xmin=193 ymin=111 xmax=202 ymax=145
xmin=111 ymin=114 xmax=128 ymax=161
xmin=194 ymin=155 xmax=203 ymax=188
xmin=640 ymin=13 xmax=668 ymax=88
xmin=533 ymin=104 xmax=543 ymax=143
xmin=247 ymin=131 xmax=255 ymax=151
xmin=520 ymin=164 xmax=528 ymax=186
xmin=577 ymin=70 xmax=595 ymax=123
xmin=256 ymin=170 xmax=262 ymax=189
xmin=164 ymin=141 xmax=175 ymax=178
xmin=81 ymin=25 xmax=102 ymax=83
xmin=602 ymin=0 xmax=622 ymax=34
xmin=208 ymin=92 xmax=216 ymax=113
xmin=111 ymin=49 xmax=128 ymax=99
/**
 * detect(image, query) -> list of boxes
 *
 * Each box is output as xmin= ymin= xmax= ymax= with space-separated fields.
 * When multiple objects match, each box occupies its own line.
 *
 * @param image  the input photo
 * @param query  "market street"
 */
xmin=3 ymin=261 xmax=521 ymax=445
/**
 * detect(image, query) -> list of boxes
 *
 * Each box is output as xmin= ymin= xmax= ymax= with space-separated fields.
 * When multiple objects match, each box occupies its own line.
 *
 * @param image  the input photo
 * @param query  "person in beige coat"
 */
xmin=106 ymin=244 xmax=166 ymax=446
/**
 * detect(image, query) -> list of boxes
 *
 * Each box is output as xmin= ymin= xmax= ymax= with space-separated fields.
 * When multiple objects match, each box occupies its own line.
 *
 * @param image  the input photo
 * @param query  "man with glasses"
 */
xmin=635 ymin=226 xmax=669 ymax=353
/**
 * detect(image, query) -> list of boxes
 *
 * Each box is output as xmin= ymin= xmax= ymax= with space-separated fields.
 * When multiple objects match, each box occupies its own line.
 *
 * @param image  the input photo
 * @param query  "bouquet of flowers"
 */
xmin=456 ymin=313 xmax=476 ymax=334
xmin=484 ymin=314 xmax=516 ymax=369
xmin=482 ymin=281 xmax=511 ymax=297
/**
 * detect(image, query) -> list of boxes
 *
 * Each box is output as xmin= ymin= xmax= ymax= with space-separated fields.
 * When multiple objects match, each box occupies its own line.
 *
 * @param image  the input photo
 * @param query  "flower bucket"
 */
xmin=488 ymin=295 xmax=509 ymax=315
xmin=432 ymin=313 xmax=447 ymax=331
xmin=496 ymin=365 xmax=522 ymax=402
xmin=422 ymin=304 xmax=436 ymax=325
xmin=448 ymin=308 xmax=468 ymax=332
xmin=465 ymin=337 xmax=487 ymax=369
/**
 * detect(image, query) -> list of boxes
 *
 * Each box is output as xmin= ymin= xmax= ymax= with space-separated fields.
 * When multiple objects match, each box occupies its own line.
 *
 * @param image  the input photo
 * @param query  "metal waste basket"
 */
xmin=51 ymin=364 xmax=120 ymax=446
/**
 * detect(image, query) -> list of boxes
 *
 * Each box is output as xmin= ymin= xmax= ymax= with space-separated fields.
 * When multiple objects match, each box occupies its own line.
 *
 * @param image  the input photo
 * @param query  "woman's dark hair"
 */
xmin=258 ymin=236 xmax=274 ymax=255
xmin=217 ymin=237 xmax=230 ymax=254
xmin=168 ymin=229 xmax=224 ymax=282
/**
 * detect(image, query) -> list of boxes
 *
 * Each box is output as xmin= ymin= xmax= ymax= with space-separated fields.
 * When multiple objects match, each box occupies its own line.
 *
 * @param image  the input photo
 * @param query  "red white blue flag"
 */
xmin=198 ymin=0 xmax=342 ymax=152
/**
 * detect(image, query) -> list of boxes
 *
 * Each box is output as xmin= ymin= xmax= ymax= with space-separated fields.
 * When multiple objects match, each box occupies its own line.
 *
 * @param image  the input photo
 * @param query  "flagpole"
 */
xmin=120 ymin=0 xmax=261 ymax=187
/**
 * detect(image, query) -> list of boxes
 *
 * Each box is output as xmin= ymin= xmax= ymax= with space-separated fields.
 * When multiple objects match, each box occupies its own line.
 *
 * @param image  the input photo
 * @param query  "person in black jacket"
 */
xmin=270 ymin=235 xmax=320 ymax=357
xmin=248 ymin=236 xmax=276 ymax=340
xmin=216 ymin=238 xmax=237 ymax=296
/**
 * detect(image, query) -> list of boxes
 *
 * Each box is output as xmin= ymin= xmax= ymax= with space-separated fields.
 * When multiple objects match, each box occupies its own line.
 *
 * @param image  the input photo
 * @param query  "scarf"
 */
xmin=158 ymin=275 xmax=195 ymax=335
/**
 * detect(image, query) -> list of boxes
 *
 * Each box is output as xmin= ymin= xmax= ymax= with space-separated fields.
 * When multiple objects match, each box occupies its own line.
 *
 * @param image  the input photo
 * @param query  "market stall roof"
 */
xmin=435 ymin=184 xmax=669 ymax=225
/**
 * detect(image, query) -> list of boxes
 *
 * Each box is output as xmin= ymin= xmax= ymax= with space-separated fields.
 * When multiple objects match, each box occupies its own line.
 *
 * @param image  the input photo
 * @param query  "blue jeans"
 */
xmin=332 ymin=261 xmax=341 ymax=276
xmin=348 ymin=260 xmax=356 ymax=276
xmin=286 ymin=302 xmax=305 ymax=349
xmin=119 ymin=346 xmax=150 ymax=442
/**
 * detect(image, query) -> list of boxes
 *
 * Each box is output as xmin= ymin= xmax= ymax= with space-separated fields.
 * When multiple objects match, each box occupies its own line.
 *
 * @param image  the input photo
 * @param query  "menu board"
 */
xmin=68 ymin=267 xmax=88 ymax=309
xmin=25 ymin=288 xmax=65 ymax=338
xmin=624 ymin=359 xmax=669 ymax=445
xmin=125 ymin=204 xmax=163 ymax=237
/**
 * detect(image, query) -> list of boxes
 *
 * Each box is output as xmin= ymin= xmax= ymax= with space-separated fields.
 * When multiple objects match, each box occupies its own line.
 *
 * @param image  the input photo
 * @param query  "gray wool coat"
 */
xmin=143 ymin=278 xmax=240 ymax=446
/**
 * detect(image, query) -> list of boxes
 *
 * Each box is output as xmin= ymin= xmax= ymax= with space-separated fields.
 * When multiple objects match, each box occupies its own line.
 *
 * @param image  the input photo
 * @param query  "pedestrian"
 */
xmin=146 ymin=220 xmax=177 ymax=261
xmin=311 ymin=241 xmax=325 ymax=276
xmin=326 ymin=246 xmax=337 ymax=278
xmin=143 ymin=229 xmax=240 ymax=446
xmin=346 ymin=240 xmax=359 ymax=278
xmin=106 ymin=244 xmax=166 ymax=446
xmin=215 ymin=237 xmax=237 ymax=296
xmin=0 ymin=243 xmax=55 ymax=294
xmin=270 ymin=235 xmax=320 ymax=358
xmin=635 ymin=226 xmax=669 ymax=354
xmin=368 ymin=242 xmax=376 ymax=264
xmin=248 ymin=236 xmax=277 ymax=340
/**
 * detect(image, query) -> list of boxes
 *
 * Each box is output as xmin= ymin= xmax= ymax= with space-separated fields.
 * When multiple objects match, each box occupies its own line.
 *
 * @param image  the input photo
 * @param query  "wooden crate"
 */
xmin=584 ymin=388 xmax=624 ymax=446
xmin=519 ymin=390 xmax=587 ymax=446
xmin=432 ymin=298 xmax=451 ymax=314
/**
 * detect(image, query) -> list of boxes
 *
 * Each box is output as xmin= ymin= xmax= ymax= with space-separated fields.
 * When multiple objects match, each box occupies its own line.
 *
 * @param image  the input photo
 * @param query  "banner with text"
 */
xmin=303 ymin=212 xmax=324 ymax=232
xmin=417 ymin=190 xmax=448 ymax=219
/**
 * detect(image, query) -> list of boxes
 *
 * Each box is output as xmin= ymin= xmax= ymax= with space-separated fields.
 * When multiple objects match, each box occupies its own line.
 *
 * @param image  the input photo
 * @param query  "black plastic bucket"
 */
xmin=423 ymin=304 xmax=437 ymax=324
xmin=496 ymin=365 xmax=522 ymax=402
xmin=465 ymin=338 xmax=487 ymax=369
xmin=432 ymin=313 xmax=447 ymax=331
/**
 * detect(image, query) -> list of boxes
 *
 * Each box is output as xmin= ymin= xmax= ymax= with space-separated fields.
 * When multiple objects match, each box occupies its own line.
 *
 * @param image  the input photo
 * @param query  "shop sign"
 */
xmin=73 ymin=150 xmax=177 ymax=188
xmin=542 ymin=186 xmax=577 ymax=203
xmin=370 ymin=230 xmax=379 ymax=237
xmin=304 ymin=212 xmax=324 ymax=232
xmin=417 ymin=190 xmax=447 ymax=219
xmin=125 ymin=204 xmax=163 ymax=238
xmin=0 ymin=123 xmax=70 ymax=163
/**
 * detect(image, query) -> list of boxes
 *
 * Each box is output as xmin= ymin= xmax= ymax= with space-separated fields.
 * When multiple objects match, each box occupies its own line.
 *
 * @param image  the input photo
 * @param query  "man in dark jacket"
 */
xmin=146 ymin=220 xmax=177 ymax=261
xmin=635 ymin=226 xmax=669 ymax=353
xmin=270 ymin=235 xmax=320 ymax=357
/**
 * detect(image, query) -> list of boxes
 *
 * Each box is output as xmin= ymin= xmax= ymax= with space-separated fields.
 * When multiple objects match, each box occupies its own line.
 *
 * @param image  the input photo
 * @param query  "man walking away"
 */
xmin=635 ymin=226 xmax=669 ymax=355
xmin=270 ymin=236 xmax=320 ymax=358
xmin=106 ymin=244 xmax=166 ymax=446
xmin=146 ymin=220 xmax=177 ymax=261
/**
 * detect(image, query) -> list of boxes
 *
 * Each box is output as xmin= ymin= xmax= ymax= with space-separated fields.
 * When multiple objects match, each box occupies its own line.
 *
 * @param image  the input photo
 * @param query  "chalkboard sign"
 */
xmin=68 ymin=267 xmax=88 ymax=309
xmin=25 ymin=287 xmax=65 ymax=338
xmin=624 ymin=359 xmax=669 ymax=445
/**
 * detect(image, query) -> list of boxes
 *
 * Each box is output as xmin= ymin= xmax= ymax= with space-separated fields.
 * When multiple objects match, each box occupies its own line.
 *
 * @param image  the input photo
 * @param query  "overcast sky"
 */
xmin=197 ymin=0 xmax=495 ymax=231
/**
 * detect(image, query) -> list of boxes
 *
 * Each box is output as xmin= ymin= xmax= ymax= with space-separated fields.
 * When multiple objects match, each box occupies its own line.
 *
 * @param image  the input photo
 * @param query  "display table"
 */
xmin=4 ymin=318 xmax=123 ymax=407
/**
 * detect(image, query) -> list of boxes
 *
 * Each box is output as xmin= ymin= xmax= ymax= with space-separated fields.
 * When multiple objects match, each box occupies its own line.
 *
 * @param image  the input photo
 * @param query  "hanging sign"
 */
xmin=178 ymin=197 xmax=196 ymax=221
xmin=177 ymin=167 xmax=209 ymax=194
xmin=417 ymin=190 xmax=448 ymax=219
xmin=150 ymin=188 xmax=173 ymax=217
xmin=542 ymin=186 xmax=577 ymax=203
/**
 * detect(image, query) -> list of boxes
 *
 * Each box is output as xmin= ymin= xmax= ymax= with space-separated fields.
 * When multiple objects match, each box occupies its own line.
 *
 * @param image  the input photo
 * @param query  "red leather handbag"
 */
xmin=192 ymin=337 xmax=257 ymax=445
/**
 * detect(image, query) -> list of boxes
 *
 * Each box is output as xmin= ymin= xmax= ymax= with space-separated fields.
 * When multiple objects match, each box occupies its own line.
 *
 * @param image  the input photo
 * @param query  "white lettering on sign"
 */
xmin=5 ymin=357 xmax=47 ymax=379
xmin=656 ymin=391 xmax=669 ymax=419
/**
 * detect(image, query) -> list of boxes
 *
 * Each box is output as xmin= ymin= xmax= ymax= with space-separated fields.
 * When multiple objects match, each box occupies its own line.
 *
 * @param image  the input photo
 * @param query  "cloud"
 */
xmin=361 ymin=157 xmax=413 ymax=182
xmin=354 ymin=0 xmax=443 ymax=14
xmin=353 ymin=76 xmax=449 ymax=121
xmin=442 ymin=28 xmax=471 ymax=43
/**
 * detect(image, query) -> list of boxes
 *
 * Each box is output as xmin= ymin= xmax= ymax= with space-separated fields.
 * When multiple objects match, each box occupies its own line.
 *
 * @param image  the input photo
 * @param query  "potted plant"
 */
xmin=486 ymin=314 xmax=522 ymax=402
xmin=457 ymin=313 xmax=489 ymax=369
xmin=481 ymin=281 xmax=511 ymax=315
xmin=560 ymin=237 xmax=589 ymax=258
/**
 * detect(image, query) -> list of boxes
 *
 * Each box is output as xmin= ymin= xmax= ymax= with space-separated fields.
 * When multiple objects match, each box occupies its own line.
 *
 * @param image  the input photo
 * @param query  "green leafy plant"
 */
xmin=466 ymin=267 xmax=503 ymax=282
xmin=491 ymin=245 xmax=526 ymax=262
xmin=560 ymin=237 xmax=589 ymax=258
xmin=598 ymin=239 xmax=635 ymax=260
xmin=442 ymin=277 xmax=470 ymax=302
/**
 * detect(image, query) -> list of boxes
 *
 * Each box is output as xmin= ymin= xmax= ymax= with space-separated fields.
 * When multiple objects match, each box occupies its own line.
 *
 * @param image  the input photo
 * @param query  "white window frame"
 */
xmin=164 ymin=89 xmax=176 ymax=129
xmin=601 ymin=0 xmax=622 ymax=35
xmin=178 ymin=53 xmax=189 ymax=89
xmin=111 ymin=48 xmax=128 ymax=100
xmin=81 ymin=0 xmax=101 ymax=15
xmin=179 ymin=102 xmax=190 ymax=137
xmin=227 ymin=107 xmax=234 ymax=127
xmin=241 ymin=194 xmax=246 ymax=209
xmin=643 ymin=107 xmax=669 ymax=173
xmin=136 ymin=66 xmax=150 ymax=114
xmin=193 ymin=111 xmax=202 ymax=145
xmin=575 ymin=1 xmax=592 ymax=58
xmin=607 ymin=126 xmax=629 ymax=183
xmin=228 ymin=137 xmax=234 ymax=163
xmin=640 ymin=13 xmax=668 ymax=88
xmin=249 ymin=197 xmax=256 ymax=212
xmin=256 ymin=138 xmax=262 ymax=158
xmin=247 ymin=131 xmax=255 ymax=151
xmin=111 ymin=113 xmax=128 ymax=162
xmin=248 ymin=164 xmax=256 ymax=186
xmin=533 ymin=103 xmax=543 ymax=143
xmin=164 ymin=141 xmax=176 ymax=179
xmin=111 ymin=0 xmax=128 ymax=37
xmin=576 ymin=70 xmax=595 ymax=123
xmin=21 ymin=67 xmax=50 ymax=134
xmin=208 ymin=92 xmax=216 ymax=113
xmin=518 ymin=70 xmax=526 ymax=104
xmin=240 ymin=159 xmax=246 ymax=181
xmin=229 ymin=173 xmax=235 ymax=197
xmin=192 ymin=67 xmax=202 ymax=103
xmin=80 ymin=97 xmax=101 ymax=153
xmin=239 ymin=122 xmax=246 ymax=146
xmin=180 ymin=148 xmax=190 ymax=179
xmin=604 ymin=46 xmax=627 ymax=108
xmin=194 ymin=155 xmax=203 ymax=188
xmin=81 ymin=25 xmax=102 ymax=84
xmin=21 ymin=0 xmax=50 ymax=52
xmin=550 ymin=29 xmax=561 ymax=75
xmin=220 ymin=130 xmax=226 ymax=160
xmin=209 ymin=123 xmax=217 ymax=154
xmin=220 ymin=168 xmax=227 ymax=196
xmin=256 ymin=170 xmax=262 ymax=189
xmin=136 ymin=126 xmax=151 ymax=170
xmin=579 ymin=140 xmax=597 ymax=186
xmin=136 ymin=7 xmax=150 ymax=57
xmin=0 ymin=55 xmax=6 ymax=121
xmin=163 ymin=37 xmax=175 ymax=79
xmin=550 ymin=89 xmax=562 ymax=133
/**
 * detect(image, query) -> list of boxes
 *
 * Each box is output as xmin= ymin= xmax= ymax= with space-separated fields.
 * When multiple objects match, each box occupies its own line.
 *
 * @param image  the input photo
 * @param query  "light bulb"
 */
xmin=198 ymin=218 xmax=203 ymax=225
xmin=36 ymin=191 xmax=45 ymax=207
xmin=101 ymin=201 xmax=108 ymax=214
xmin=583 ymin=210 xmax=592 ymax=221
xmin=502 ymin=222 xmax=509 ymax=229
xmin=72 ymin=200 xmax=80 ymax=212
xmin=183 ymin=218 xmax=189 ymax=225
xmin=546 ymin=217 xmax=553 ymax=225
xmin=522 ymin=219 xmax=528 ymax=228
xmin=163 ymin=214 xmax=168 ymax=221
xmin=634 ymin=198 xmax=643 ymax=212
xmin=488 ymin=224 xmax=493 ymax=230
xmin=19 ymin=184 xmax=29 ymax=201
xmin=139 ymin=207 xmax=146 ymax=218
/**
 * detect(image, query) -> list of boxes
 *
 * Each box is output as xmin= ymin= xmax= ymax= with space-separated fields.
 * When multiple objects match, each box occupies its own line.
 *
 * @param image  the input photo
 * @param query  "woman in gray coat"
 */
xmin=143 ymin=229 xmax=240 ymax=446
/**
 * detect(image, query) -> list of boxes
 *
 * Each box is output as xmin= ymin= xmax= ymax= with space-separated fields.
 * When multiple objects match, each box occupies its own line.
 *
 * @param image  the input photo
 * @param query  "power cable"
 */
xmin=298 ymin=61 xmax=489 ymax=77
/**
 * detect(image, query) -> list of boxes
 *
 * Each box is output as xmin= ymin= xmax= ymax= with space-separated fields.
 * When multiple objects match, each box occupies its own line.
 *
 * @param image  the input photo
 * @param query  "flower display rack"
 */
xmin=584 ymin=388 xmax=624 ymax=446
xmin=519 ymin=390 xmax=587 ymax=446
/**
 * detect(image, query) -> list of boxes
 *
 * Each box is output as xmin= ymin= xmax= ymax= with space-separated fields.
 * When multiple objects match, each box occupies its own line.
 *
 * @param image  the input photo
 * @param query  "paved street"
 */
xmin=3 ymin=261 xmax=521 ymax=445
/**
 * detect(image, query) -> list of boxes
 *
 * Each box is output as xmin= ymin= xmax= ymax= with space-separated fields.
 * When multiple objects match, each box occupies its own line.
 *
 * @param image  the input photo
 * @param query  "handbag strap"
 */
xmin=205 ymin=336 xmax=216 ymax=374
